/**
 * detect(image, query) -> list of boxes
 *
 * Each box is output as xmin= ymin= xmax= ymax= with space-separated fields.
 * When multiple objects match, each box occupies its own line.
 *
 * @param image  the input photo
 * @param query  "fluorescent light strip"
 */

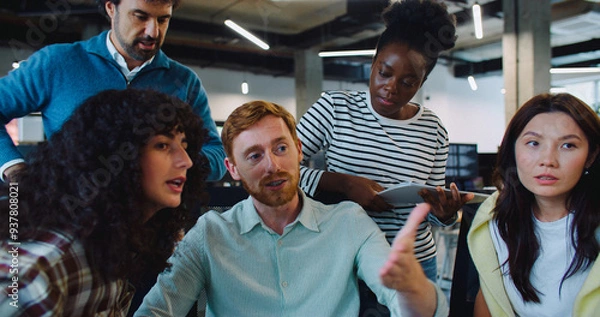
xmin=472 ymin=3 xmax=483 ymax=39
xmin=224 ymin=19 xmax=270 ymax=50
xmin=318 ymin=49 xmax=375 ymax=58
xmin=550 ymin=67 xmax=600 ymax=74
xmin=468 ymin=75 xmax=478 ymax=91
xmin=241 ymin=81 xmax=249 ymax=95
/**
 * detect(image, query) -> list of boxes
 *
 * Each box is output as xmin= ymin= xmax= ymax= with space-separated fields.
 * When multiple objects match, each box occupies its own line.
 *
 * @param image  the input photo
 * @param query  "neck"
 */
xmin=109 ymin=32 xmax=144 ymax=70
xmin=533 ymin=196 xmax=569 ymax=222
xmin=254 ymin=193 xmax=302 ymax=235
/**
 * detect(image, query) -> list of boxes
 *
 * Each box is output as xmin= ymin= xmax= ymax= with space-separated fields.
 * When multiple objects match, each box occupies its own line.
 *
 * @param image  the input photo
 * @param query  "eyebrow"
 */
xmin=521 ymin=131 xmax=583 ymax=141
xmin=132 ymin=9 xmax=172 ymax=19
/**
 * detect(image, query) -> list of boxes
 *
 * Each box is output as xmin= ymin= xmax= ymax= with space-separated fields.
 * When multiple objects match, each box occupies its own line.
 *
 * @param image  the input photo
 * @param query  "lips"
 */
xmin=262 ymin=177 xmax=287 ymax=190
xmin=267 ymin=180 xmax=285 ymax=186
xmin=166 ymin=177 xmax=186 ymax=192
xmin=377 ymin=96 xmax=396 ymax=107
xmin=534 ymin=174 xmax=558 ymax=185
xmin=136 ymin=38 xmax=157 ymax=50
xmin=536 ymin=175 xmax=557 ymax=180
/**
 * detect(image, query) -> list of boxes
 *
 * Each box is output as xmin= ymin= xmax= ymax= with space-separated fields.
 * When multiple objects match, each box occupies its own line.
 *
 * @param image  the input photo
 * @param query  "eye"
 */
xmin=158 ymin=17 xmax=170 ymax=24
xmin=155 ymin=142 xmax=169 ymax=150
xmin=246 ymin=152 xmax=263 ymax=162
xmin=181 ymin=139 xmax=189 ymax=150
xmin=525 ymin=140 xmax=539 ymax=147
xmin=561 ymin=143 xmax=576 ymax=149
xmin=134 ymin=13 xmax=149 ymax=22
xmin=402 ymin=80 xmax=418 ymax=88
xmin=275 ymin=144 xmax=288 ymax=155
xmin=378 ymin=70 xmax=391 ymax=78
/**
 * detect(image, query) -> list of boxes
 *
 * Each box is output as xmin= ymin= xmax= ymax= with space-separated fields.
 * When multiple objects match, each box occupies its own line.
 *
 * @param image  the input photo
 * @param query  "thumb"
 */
xmin=391 ymin=203 xmax=430 ymax=250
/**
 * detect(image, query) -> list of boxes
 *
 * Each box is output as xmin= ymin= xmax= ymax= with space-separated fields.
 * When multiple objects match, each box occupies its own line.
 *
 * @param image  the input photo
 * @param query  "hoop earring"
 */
xmin=584 ymin=168 xmax=590 ymax=175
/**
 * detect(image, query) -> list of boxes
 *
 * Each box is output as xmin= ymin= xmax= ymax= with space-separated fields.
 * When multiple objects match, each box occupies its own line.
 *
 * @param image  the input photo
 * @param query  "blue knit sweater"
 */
xmin=0 ymin=31 xmax=226 ymax=181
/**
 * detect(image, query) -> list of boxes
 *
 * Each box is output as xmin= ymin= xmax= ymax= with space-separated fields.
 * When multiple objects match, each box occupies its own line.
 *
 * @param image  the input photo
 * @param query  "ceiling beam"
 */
xmin=454 ymin=38 xmax=600 ymax=77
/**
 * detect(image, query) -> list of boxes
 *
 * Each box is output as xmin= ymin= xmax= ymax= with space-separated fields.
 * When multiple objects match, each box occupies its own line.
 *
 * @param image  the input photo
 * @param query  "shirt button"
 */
xmin=278 ymin=241 xmax=283 ymax=246
xmin=281 ymin=281 xmax=288 ymax=288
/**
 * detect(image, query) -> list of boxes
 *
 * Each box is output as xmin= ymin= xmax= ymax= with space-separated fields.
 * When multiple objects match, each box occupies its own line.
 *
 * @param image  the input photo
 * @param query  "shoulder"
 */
xmin=0 ymin=231 xmax=86 ymax=293
xmin=469 ymin=192 xmax=499 ymax=236
xmin=321 ymin=90 xmax=367 ymax=105
xmin=189 ymin=200 xmax=253 ymax=235
xmin=305 ymin=196 xmax=374 ymax=226
xmin=29 ymin=41 xmax=83 ymax=62
xmin=3 ymin=231 xmax=80 ymax=266
xmin=158 ymin=51 xmax=198 ymax=77
xmin=415 ymin=105 xmax=445 ymax=126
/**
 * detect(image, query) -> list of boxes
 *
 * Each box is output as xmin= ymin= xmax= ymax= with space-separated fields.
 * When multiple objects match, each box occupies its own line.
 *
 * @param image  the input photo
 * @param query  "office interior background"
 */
xmin=1 ymin=0 xmax=599 ymax=163
xmin=1 ymin=0 xmax=599 ymax=312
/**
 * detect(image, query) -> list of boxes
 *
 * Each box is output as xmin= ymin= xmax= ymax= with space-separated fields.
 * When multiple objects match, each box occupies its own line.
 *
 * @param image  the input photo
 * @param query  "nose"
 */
xmin=175 ymin=146 xmax=193 ymax=170
xmin=384 ymin=78 xmax=398 ymax=95
xmin=145 ymin=19 xmax=159 ymax=39
xmin=539 ymin=146 xmax=558 ymax=168
xmin=264 ymin=151 xmax=281 ymax=173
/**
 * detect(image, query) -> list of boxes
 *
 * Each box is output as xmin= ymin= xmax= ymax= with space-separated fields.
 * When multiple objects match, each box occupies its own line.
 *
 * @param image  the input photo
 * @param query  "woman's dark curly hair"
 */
xmin=493 ymin=93 xmax=600 ymax=302
xmin=376 ymin=0 xmax=457 ymax=77
xmin=1 ymin=88 xmax=209 ymax=284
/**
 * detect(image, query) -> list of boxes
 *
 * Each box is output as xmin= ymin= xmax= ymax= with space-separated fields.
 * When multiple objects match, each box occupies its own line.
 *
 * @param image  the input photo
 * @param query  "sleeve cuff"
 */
xmin=1 ymin=159 xmax=26 ymax=182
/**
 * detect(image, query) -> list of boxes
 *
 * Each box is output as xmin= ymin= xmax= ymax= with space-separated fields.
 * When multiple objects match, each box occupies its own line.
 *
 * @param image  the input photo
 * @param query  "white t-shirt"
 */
xmin=490 ymin=213 xmax=591 ymax=316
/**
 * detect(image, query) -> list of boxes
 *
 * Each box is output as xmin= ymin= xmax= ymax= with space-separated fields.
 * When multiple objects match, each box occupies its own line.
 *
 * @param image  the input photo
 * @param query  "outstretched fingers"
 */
xmin=380 ymin=203 xmax=431 ymax=292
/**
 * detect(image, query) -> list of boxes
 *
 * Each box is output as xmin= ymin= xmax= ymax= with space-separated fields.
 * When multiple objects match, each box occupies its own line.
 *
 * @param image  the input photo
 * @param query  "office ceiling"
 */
xmin=0 ymin=0 xmax=599 ymax=83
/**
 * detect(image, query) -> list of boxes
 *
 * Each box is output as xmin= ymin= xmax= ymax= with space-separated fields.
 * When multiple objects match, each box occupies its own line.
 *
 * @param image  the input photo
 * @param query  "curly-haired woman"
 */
xmin=0 ymin=88 xmax=209 ymax=316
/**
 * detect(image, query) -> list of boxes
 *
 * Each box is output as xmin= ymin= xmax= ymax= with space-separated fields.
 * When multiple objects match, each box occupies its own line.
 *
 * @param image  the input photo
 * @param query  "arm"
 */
xmin=296 ymin=93 xmax=391 ymax=211
xmin=187 ymin=81 xmax=226 ymax=182
xmin=135 ymin=226 xmax=206 ymax=316
xmin=474 ymin=289 xmax=492 ymax=317
xmin=380 ymin=203 xmax=447 ymax=317
xmin=420 ymin=182 xmax=474 ymax=223
xmin=0 ymin=50 xmax=51 ymax=175
xmin=319 ymin=171 xmax=393 ymax=211
xmin=419 ymin=120 xmax=471 ymax=224
xmin=1 ymin=161 xmax=26 ymax=183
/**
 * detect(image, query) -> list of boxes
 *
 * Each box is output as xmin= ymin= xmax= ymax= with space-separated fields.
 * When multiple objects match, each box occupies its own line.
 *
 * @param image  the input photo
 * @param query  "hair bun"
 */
xmin=382 ymin=0 xmax=457 ymax=51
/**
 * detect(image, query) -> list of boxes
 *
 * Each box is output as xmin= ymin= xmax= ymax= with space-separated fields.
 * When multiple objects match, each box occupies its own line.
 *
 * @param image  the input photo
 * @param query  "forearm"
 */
xmin=396 ymin=280 xmax=446 ymax=317
xmin=2 ymin=162 xmax=26 ymax=183
xmin=201 ymin=143 xmax=226 ymax=181
xmin=316 ymin=171 xmax=352 ymax=194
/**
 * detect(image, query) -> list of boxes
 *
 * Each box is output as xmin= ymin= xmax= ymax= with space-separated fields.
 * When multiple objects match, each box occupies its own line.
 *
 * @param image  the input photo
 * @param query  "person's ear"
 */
xmin=224 ymin=157 xmax=241 ymax=180
xmin=586 ymin=147 xmax=599 ymax=169
xmin=296 ymin=137 xmax=303 ymax=163
xmin=105 ymin=1 xmax=116 ymax=19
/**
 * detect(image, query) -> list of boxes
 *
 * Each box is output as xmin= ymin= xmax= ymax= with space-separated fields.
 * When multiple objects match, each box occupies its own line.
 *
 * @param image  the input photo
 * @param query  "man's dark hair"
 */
xmin=96 ymin=0 xmax=182 ymax=15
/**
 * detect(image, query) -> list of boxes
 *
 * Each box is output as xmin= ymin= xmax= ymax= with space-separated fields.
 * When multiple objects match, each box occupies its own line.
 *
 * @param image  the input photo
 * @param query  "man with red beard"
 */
xmin=0 ymin=0 xmax=226 ymax=183
xmin=135 ymin=100 xmax=448 ymax=317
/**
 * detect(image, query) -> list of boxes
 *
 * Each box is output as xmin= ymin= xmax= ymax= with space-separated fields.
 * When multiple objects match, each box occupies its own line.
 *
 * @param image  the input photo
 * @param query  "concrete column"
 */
xmin=502 ymin=0 xmax=551 ymax=125
xmin=294 ymin=49 xmax=323 ymax=118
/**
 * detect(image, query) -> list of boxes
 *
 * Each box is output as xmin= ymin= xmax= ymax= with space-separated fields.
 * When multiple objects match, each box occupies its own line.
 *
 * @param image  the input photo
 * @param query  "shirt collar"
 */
xmin=239 ymin=191 xmax=319 ymax=235
xmin=106 ymin=31 xmax=154 ymax=76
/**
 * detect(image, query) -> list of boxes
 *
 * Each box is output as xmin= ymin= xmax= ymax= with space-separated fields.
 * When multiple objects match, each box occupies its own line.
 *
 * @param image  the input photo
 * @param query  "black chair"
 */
xmin=448 ymin=203 xmax=481 ymax=317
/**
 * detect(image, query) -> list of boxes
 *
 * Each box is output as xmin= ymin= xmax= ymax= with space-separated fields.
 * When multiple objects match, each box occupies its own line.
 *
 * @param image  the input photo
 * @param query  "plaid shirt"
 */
xmin=1 ymin=230 xmax=134 ymax=316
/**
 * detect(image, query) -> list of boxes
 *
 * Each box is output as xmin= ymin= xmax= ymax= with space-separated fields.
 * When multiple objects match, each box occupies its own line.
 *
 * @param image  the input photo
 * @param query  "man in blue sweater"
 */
xmin=0 ymin=0 xmax=226 ymax=182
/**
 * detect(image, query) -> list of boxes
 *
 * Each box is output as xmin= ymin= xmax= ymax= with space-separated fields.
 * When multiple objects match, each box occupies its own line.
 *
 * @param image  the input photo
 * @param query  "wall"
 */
xmin=192 ymin=66 xmax=370 ymax=122
xmin=420 ymin=65 xmax=506 ymax=153
xmin=0 ymin=46 xmax=506 ymax=152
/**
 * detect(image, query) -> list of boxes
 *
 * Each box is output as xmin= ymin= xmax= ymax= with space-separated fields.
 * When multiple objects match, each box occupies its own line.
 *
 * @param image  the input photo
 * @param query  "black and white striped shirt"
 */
xmin=297 ymin=90 xmax=449 ymax=261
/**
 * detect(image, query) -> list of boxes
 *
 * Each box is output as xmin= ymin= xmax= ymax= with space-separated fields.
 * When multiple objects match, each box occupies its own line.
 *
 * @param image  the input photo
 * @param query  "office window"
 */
xmin=561 ymin=80 xmax=600 ymax=115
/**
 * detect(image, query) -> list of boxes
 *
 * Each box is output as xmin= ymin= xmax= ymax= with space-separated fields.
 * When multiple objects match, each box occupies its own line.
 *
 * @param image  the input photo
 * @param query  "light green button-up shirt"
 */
xmin=136 ymin=191 xmax=447 ymax=316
